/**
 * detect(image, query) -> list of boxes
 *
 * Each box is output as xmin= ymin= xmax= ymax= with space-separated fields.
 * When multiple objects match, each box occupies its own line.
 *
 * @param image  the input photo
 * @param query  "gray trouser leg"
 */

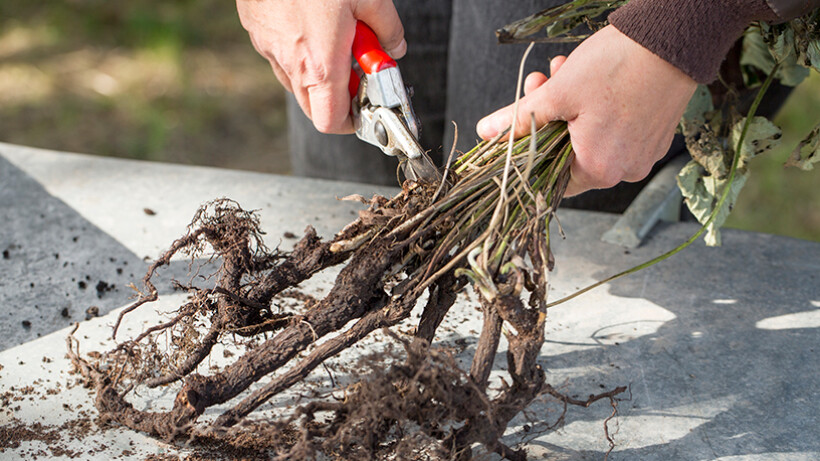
xmin=287 ymin=0 xmax=453 ymax=186
xmin=444 ymin=1 xmax=576 ymax=154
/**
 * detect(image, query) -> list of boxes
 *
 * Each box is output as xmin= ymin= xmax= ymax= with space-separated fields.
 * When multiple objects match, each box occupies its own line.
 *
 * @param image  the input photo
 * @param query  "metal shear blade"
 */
xmin=350 ymin=21 xmax=440 ymax=182
xmin=353 ymin=72 xmax=439 ymax=182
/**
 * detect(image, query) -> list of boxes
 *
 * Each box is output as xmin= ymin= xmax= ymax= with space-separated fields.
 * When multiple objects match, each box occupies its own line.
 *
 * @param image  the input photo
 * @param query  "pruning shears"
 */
xmin=349 ymin=21 xmax=440 ymax=182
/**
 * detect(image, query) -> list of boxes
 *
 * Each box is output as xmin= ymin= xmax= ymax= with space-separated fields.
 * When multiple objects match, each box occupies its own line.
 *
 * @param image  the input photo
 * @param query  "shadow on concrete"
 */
xmin=0 ymin=156 xmax=207 ymax=351
xmin=497 ymin=229 xmax=820 ymax=460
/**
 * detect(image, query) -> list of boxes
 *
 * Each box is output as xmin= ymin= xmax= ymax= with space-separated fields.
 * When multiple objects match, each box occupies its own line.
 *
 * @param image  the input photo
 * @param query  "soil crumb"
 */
xmin=85 ymin=306 xmax=100 ymax=320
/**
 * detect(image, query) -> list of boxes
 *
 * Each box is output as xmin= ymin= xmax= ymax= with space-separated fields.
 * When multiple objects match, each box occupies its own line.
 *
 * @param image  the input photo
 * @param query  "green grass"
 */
xmin=0 ymin=1 xmax=289 ymax=174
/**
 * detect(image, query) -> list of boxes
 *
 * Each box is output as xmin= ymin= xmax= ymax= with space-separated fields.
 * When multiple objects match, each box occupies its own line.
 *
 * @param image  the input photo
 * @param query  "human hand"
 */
xmin=476 ymin=25 xmax=697 ymax=197
xmin=236 ymin=0 xmax=406 ymax=134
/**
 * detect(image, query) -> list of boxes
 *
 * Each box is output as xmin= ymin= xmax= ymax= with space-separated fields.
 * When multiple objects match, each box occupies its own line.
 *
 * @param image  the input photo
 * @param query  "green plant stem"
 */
xmin=546 ymin=63 xmax=780 ymax=308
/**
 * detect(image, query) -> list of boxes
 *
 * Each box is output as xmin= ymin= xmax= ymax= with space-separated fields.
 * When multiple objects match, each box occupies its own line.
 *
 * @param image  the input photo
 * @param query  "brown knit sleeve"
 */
xmin=609 ymin=0 xmax=779 ymax=83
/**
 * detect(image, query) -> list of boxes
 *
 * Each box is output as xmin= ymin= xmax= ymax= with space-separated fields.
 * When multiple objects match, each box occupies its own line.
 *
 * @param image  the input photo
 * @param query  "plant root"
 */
xmin=69 ymin=125 xmax=625 ymax=459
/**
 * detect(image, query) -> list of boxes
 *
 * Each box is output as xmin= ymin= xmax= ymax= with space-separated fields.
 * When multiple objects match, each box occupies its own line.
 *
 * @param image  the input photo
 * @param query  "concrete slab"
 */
xmin=1 ymin=143 xmax=818 ymax=460
xmin=0 ymin=142 xmax=395 ymax=349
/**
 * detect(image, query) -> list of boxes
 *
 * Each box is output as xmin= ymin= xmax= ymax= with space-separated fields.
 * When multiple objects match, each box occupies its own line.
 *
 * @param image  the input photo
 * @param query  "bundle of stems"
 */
xmin=409 ymin=119 xmax=573 ymax=305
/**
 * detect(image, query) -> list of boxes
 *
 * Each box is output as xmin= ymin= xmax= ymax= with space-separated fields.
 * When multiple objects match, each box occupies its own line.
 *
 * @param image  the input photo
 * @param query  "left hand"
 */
xmin=476 ymin=25 xmax=697 ymax=197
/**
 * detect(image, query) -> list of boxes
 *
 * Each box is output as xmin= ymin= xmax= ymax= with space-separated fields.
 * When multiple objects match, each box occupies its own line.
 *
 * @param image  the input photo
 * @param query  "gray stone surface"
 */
xmin=0 ymin=142 xmax=818 ymax=460
xmin=0 ymin=142 xmax=395 ymax=350
xmin=1 ymin=154 xmax=151 ymax=348
xmin=518 ymin=216 xmax=820 ymax=460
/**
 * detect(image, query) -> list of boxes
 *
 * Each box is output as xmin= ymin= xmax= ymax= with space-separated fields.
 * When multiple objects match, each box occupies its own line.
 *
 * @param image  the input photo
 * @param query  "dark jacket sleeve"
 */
xmin=609 ymin=0 xmax=820 ymax=84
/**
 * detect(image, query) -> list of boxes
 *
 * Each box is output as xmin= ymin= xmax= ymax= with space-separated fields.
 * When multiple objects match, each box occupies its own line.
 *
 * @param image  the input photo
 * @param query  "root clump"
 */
xmin=68 ymin=122 xmax=625 ymax=459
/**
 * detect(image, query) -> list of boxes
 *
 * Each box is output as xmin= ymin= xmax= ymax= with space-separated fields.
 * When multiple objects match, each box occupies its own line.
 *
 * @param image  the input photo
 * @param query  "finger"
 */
xmin=290 ymin=17 xmax=357 ymax=134
xmin=549 ymin=55 xmax=567 ymax=77
xmin=292 ymin=82 xmax=313 ymax=122
xmin=353 ymin=0 xmax=406 ymax=58
xmin=563 ymin=153 xmax=620 ymax=197
xmin=308 ymin=82 xmax=355 ymax=133
xmin=476 ymin=81 xmax=572 ymax=140
xmin=385 ymin=38 xmax=407 ymax=60
xmin=268 ymin=55 xmax=293 ymax=93
xmin=564 ymin=161 xmax=607 ymax=198
xmin=564 ymin=162 xmax=622 ymax=196
xmin=621 ymin=161 xmax=654 ymax=183
xmin=523 ymin=71 xmax=548 ymax=96
xmin=295 ymin=79 xmax=355 ymax=134
xmin=303 ymin=66 xmax=356 ymax=134
xmin=299 ymin=40 xmax=356 ymax=133
xmin=248 ymin=32 xmax=294 ymax=92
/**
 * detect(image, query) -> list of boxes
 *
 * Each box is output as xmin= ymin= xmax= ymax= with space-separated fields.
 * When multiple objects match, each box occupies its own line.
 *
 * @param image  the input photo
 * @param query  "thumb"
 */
xmin=353 ymin=1 xmax=406 ymax=58
xmin=476 ymin=79 xmax=570 ymax=141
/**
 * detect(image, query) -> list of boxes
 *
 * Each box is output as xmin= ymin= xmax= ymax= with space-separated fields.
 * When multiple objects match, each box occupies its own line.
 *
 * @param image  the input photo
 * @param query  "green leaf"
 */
xmin=785 ymin=124 xmax=820 ymax=171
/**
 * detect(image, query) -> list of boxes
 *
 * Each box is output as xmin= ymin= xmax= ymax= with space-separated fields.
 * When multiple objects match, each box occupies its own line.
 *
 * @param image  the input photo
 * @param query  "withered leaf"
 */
xmin=731 ymin=116 xmax=782 ymax=166
xmin=678 ymin=117 xmax=781 ymax=246
xmin=741 ymin=25 xmax=809 ymax=87
xmin=785 ymin=124 xmax=820 ymax=171
xmin=679 ymin=85 xmax=714 ymax=137
xmin=338 ymin=194 xmax=371 ymax=204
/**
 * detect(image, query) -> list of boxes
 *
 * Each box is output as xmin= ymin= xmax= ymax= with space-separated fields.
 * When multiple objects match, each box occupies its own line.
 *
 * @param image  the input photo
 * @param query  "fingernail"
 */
xmin=386 ymin=39 xmax=407 ymax=59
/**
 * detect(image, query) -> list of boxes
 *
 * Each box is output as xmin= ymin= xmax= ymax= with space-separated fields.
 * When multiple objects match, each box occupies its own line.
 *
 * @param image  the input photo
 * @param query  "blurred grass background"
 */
xmin=0 ymin=0 xmax=289 ymax=173
xmin=725 ymin=72 xmax=820 ymax=241
xmin=1 ymin=1 xmax=817 ymax=241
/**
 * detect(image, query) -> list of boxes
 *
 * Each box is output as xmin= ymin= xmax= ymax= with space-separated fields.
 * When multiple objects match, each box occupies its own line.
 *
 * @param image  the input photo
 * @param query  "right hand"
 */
xmin=236 ymin=0 xmax=406 ymax=134
xmin=476 ymin=25 xmax=697 ymax=197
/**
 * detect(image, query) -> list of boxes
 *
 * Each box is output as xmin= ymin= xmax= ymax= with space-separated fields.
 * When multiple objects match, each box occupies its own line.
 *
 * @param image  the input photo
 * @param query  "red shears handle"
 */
xmin=352 ymin=21 xmax=397 ymax=74
xmin=349 ymin=21 xmax=397 ymax=100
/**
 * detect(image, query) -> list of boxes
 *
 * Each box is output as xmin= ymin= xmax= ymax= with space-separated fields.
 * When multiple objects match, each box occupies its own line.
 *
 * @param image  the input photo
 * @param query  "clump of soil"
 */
xmin=85 ymin=306 xmax=100 ymax=320
xmin=68 ymin=158 xmax=623 ymax=459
